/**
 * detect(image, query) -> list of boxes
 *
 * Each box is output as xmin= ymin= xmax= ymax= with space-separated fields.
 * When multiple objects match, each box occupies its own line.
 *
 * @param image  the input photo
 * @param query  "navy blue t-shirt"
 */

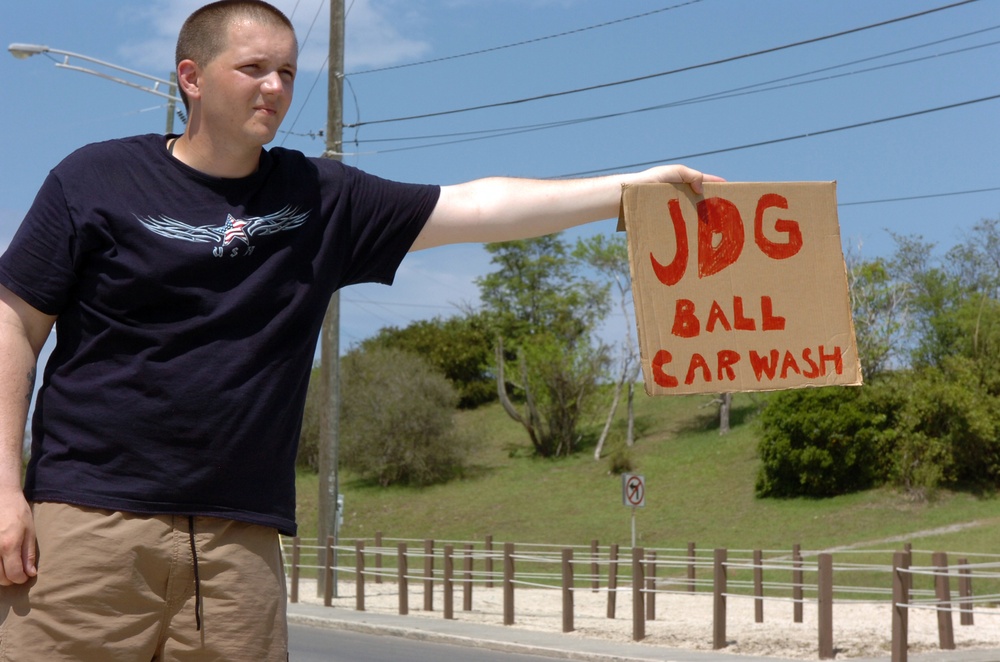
xmin=0 ymin=134 xmax=440 ymax=535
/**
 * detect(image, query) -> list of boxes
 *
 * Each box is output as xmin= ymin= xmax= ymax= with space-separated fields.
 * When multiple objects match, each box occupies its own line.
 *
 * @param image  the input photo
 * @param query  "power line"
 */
xmin=280 ymin=0 xmax=330 ymax=146
xmin=344 ymin=0 xmax=704 ymax=76
xmin=343 ymin=0 xmax=980 ymax=129
xmin=840 ymin=186 xmax=1000 ymax=207
xmin=556 ymin=91 xmax=1000 ymax=178
xmin=338 ymin=28 xmax=1000 ymax=155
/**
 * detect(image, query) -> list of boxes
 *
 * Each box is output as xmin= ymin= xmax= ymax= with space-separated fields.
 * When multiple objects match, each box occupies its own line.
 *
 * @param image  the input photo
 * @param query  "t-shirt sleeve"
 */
xmin=0 ymin=171 xmax=81 ymax=315
xmin=322 ymin=160 xmax=441 ymax=288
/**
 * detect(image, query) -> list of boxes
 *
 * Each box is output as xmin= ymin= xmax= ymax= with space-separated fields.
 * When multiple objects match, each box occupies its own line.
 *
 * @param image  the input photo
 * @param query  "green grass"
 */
xmin=296 ymin=391 xmax=1000 ymax=555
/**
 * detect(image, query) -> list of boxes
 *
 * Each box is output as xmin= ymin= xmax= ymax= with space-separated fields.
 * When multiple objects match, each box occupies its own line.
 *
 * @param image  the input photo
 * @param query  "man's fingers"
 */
xmin=0 ymin=552 xmax=26 ymax=585
xmin=22 ymin=530 xmax=37 ymax=578
xmin=0 ymin=501 xmax=37 ymax=585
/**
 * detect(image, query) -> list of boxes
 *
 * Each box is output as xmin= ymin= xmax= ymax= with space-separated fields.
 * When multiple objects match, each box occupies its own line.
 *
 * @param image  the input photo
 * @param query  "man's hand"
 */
xmin=637 ymin=164 xmax=727 ymax=195
xmin=0 ymin=488 xmax=36 ymax=585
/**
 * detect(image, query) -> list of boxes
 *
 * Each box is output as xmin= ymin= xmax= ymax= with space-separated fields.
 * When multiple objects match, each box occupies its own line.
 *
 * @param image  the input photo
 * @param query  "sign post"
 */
xmin=622 ymin=473 xmax=645 ymax=548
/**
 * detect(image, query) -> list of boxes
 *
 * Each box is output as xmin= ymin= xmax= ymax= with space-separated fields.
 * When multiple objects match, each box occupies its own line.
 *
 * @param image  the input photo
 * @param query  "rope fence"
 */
xmin=282 ymin=534 xmax=999 ymax=661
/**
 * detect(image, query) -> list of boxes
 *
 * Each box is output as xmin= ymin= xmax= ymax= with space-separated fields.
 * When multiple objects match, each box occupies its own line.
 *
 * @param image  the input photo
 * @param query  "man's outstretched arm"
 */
xmin=411 ymin=164 xmax=723 ymax=251
xmin=0 ymin=285 xmax=55 ymax=585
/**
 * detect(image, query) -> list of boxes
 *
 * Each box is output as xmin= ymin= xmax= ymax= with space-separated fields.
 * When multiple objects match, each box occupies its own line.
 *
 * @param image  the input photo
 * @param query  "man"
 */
xmin=0 ymin=1 xmax=721 ymax=660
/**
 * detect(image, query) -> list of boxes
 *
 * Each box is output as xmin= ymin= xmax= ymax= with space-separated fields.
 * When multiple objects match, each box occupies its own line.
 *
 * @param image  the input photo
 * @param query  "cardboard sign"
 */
xmin=618 ymin=182 xmax=861 ymax=395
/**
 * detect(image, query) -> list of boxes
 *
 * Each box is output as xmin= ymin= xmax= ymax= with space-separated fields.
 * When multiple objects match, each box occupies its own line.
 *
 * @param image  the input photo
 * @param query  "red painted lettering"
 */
xmin=672 ymin=296 xmax=785 ymax=337
xmin=780 ymin=350 xmax=801 ymax=379
xmin=651 ymin=350 xmax=679 ymax=387
xmin=685 ymin=353 xmax=711 ymax=385
xmin=717 ymin=349 xmax=740 ymax=382
xmin=758 ymin=346 xmax=843 ymax=380
xmin=706 ymin=300 xmax=731 ymax=333
xmin=698 ymin=197 xmax=745 ymax=278
xmin=650 ymin=199 xmax=690 ymax=286
xmin=802 ymin=347 xmax=821 ymax=378
xmin=818 ymin=345 xmax=844 ymax=375
xmin=672 ymin=299 xmax=700 ymax=338
xmin=733 ymin=296 xmax=756 ymax=331
xmin=649 ymin=193 xmax=807 ymax=286
xmin=749 ymin=349 xmax=780 ymax=381
xmin=754 ymin=193 xmax=803 ymax=260
xmin=761 ymin=296 xmax=786 ymax=331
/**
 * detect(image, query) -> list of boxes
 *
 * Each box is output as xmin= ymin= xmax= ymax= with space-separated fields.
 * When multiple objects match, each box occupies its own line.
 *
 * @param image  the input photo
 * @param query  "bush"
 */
xmin=296 ymin=366 xmax=322 ymax=472
xmin=607 ymin=439 xmax=635 ymax=475
xmin=755 ymin=385 xmax=896 ymax=498
xmin=339 ymin=347 xmax=475 ymax=487
xmin=893 ymin=358 xmax=1000 ymax=494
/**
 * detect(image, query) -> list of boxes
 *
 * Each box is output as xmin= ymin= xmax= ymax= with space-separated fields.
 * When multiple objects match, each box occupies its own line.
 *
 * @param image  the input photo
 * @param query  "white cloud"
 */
xmin=114 ymin=0 xmax=432 ymax=74
xmin=116 ymin=1 xmax=202 ymax=72
xmin=344 ymin=0 xmax=431 ymax=70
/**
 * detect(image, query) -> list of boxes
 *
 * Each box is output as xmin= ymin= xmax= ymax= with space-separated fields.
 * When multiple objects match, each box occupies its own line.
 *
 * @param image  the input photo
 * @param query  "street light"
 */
xmin=8 ymin=43 xmax=182 ymax=133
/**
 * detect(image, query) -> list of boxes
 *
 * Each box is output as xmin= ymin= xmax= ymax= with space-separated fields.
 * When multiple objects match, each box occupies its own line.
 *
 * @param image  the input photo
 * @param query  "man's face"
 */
xmin=196 ymin=18 xmax=298 ymax=148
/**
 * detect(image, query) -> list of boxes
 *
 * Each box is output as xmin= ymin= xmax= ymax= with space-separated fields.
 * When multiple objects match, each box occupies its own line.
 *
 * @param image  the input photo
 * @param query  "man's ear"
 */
xmin=177 ymin=59 xmax=202 ymax=102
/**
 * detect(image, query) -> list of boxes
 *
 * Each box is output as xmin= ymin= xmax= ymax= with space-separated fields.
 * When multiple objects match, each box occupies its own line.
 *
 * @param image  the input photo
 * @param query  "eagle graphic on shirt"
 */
xmin=134 ymin=205 xmax=310 ymax=257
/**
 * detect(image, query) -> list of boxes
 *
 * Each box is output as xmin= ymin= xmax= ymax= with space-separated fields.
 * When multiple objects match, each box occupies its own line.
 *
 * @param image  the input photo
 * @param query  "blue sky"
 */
xmin=3 ymin=0 xmax=998 ymax=353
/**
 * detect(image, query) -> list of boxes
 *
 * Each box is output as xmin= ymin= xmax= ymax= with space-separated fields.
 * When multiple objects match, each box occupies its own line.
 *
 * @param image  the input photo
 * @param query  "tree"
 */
xmin=296 ymin=366 xmax=322 ymax=472
xmin=845 ymin=248 xmax=908 ymax=380
xmin=573 ymin=234 xmax=642 ymax=457
xmin=478 ymin=235 xmax=611 ymax=457
xmin=360 ymin=312 xmax=495 ymax=409
xmin=478 ymin=235 xmax=608 ymax=342
xmin=338 ymin=347 xmax=475 ymax=487
xmin=757 ymin=221 xmax=1000 ymax=499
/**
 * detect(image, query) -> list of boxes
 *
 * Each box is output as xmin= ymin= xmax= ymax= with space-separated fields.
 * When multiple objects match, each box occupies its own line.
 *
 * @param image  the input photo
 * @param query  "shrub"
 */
xmin=893 ymin=358 xmax=1000 ymax=494
xmin=755 ymin=385 xmax=896 ymax=498
xmin=339 ymin=347 xmax=475 ymax=487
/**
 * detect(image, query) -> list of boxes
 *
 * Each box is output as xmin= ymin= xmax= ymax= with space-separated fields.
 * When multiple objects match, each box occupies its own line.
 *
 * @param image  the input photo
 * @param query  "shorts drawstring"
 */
xmin=188 ymin=516 xmax=203 ymax=631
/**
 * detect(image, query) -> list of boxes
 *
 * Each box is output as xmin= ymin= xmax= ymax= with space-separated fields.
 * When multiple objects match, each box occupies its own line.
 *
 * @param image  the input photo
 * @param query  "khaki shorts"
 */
xmin=0 ymin=502 xmax=288 ymax=661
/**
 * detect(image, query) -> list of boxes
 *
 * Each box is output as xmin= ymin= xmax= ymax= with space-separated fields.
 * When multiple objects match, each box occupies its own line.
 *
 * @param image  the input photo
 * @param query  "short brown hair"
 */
xmin=175 ymin=0 xmax=296 ymax=110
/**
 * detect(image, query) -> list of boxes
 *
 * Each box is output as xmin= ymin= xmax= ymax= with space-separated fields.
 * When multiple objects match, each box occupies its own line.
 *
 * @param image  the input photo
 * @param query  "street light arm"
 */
xmin=54 ymin=63 xmax=180 ymax=102
xmin=8 ymin=43 xmax=181 ymax=103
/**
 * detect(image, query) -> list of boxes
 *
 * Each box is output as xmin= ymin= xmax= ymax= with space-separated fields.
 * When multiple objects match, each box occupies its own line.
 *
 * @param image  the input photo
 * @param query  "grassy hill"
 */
xmin=295 ymin=391 xmax=999 ymax=554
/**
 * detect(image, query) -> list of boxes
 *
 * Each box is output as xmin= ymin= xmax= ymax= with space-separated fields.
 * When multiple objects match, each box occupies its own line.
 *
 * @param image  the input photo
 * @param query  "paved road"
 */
xmin=289 ymin=623 xmax=568 ymax=662
xmin=287 ymin=603 xmax=1000 ymax=662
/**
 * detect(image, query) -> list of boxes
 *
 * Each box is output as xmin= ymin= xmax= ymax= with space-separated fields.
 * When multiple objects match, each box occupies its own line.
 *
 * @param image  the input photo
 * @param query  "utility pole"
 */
xmin=317 ymin=0 xmax=345 ymax=599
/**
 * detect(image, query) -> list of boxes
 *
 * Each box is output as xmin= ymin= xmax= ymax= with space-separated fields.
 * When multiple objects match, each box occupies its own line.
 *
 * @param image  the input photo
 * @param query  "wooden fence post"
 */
xmin=423 ymin=539 xmax=435 ymax=612
xmin=463 ymin=543 xmax=474 ymax=612
xmin=932 ymin=552 xmax=955 ymax=650
xmin=398 ymin=542 xmax=409 ymax=616
xmin=687 ymin=542 xmax=697 ymax=593
xmin=892 ymin=550 xmax=910 ymax=662
xmin=324 ymin=535 xmax=335 ymax=607
xmin=793 ymin=543 xmax=803 ymax=624
xmin=607 ymin=543 xmax=619 ymax=619
xmin=958 ymin=558 xmax=974 ymax=626
xmin=753 ymin=549 xmax=763 ymax=623
xmin=374 ymin=531 xmax=383 ymax=584
xmin=443 ymin=545 xmax=454 ymax=620
xmin=355 ymin=540 xmax=365 ymax=612
xmin=632 ymin=547 xmax=646 ymax=642
xmin=562 ymin=548 xmax=574 ymax=633
xmin=503 ymin=542 xmax=515 ymax=626
xmin=485 ymin=535 xmax=494 ymax=588
xmin=818 ymin=553 xmax=833 ymax=660
xmin=289 ymin=537 xmax=300 ymax=604
xmin=591 ymin=539 xmax=600 ymax=592
xmin=713 ymin=548 xmax=727 ymax=650
xmin=645 ymin=550 xmax=656 ymax=621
